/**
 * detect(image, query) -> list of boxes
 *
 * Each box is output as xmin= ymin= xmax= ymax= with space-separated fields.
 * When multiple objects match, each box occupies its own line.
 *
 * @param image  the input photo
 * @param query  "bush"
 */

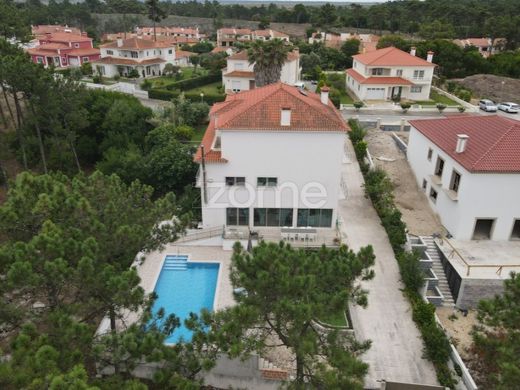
xmin=397 ymin=251 xmax=425 ymax=292
xmin=446 ymin=81 xmax=458 ymax=93
xmin=353 ymin=101 xmax=364 ymax=110
xmin=148 ymin=89 xmax=180 ymax=101
xmin=400 ymin=102 xmax=411 ymax=112
xmin=165 ymin=73 xmax=221 ymax=91
xmin=140 ymin=79 xmax=152 ymax=91
xmin=354 ymin=140 xmax=367 ymax=160
xmin=113 ymin=74 xmax=120 ymax=81
xmin=436 ymin=103 xmax=446 ymax=112
xmin=81 ymin=62 xmax=92 ymax=76
xmin=457 ymin=106 xmax=466 ymax=113
xmin=92 ymin=75 xmax=102 ymax=84
xmin=456 ymin=89 xmax=471 ymax=102
xmin=128 ymin=69 xmax=139 ymax=78
xmin=184 ymin=91 xmax=225 ymax=105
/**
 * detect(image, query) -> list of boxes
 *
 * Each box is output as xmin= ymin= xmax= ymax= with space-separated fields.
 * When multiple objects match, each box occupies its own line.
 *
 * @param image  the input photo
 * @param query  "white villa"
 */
xmin=408 ymin=115 xmax=520 ymax=241
xmin=346 ymin=46 xmax=435 ymax=101
xmin=194 ymin=82 xmax=348 ymax=234
xmin=222 ymin=50 xmax=301 ymax=93
xmin=93 ymin=37 xmax=188 ymax=78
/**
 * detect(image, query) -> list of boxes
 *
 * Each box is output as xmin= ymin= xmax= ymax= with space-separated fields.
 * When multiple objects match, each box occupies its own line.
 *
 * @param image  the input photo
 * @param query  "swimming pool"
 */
xmin=152 ymin=255 xmax=219 ymax=343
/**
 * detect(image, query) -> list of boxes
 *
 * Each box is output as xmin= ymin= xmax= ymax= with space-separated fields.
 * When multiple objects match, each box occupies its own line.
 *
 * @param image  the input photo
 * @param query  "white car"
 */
xmin=497 ymin=102 xmax=519 ymax=114
xmin=479 ymin=99 xmax=498 ymax=112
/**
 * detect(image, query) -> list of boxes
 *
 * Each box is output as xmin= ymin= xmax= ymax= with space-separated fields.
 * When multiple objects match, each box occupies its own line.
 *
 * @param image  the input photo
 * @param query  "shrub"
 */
xmin=397 ymin=251 xmax=425 ymax=292
xmin=456 ymin=89 xmax=471 ymax=102
xmin=113 ymin=74 xmax=120 ymax=81
xmin=128 ymin=68 xmax=139 ymax=78
xmin=148 ymin=89 xmax=179 ymax=101
xmin=436 ymin=103 xmax=446 ymax=112
xmin=412 ymin=299 xmax=436 ymax=328
xmin=400 ymin=102 xmax=411 ymax=112
xmin=81 ymin=62 xmax=92 ymax=76
xmin=140 ymin=79 xmax=152 ymax=91
xmin=92 ymin=75 xmax=102 ymax=84
xmin=184 ymin=91 xmax=225 ymax=105
xmin=353 ymin=101 xmax=364 ymax=111
xmin=446 ymin=81 xmax=458 ymax=93
xmin=457 ymin=106 xmax=466 ymax=113
xmin=354 ymin=140 xmax=367 ymax=160
xmin=348 ymin=119 xmax=366 ymax=144
xmin=165 ymin=73 xmax=221 ymax=91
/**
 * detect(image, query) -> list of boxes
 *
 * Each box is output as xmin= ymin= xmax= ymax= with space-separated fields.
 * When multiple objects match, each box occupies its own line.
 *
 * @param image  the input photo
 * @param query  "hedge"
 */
xmin=165 ymin=73 xmax=221 ymax=91
xmin=148 ymin=89 xmax=225 ymax=105
xmin=348 ymin=119 xmax=456 ymax=389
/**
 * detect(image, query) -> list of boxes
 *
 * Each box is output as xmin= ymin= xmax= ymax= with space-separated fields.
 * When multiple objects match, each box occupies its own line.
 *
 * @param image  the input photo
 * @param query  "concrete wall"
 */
xmin=456 ymin=278 xmax=505 ymax=309
xmin=201 ymin=130 xmax=345 ymax=228
xmin=407 ymin=127 xmax=520 ymax=241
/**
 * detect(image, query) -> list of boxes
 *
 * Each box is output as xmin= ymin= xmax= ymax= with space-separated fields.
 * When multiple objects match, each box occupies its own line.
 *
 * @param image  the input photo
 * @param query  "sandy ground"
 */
xmin=365 ymin=128 xmax=445 ymax=236
xmin=436 ymin=307 xmax=478 ymax=360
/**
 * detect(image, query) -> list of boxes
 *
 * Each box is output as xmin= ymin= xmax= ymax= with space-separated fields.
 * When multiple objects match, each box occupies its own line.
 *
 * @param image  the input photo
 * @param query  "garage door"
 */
xmin=366 ymin=87 xmax=385 ymax=99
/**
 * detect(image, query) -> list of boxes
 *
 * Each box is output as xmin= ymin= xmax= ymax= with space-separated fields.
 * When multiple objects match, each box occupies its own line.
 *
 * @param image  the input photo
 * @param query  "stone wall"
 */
xmin=456 ymin=278 xmax=505 ymax=309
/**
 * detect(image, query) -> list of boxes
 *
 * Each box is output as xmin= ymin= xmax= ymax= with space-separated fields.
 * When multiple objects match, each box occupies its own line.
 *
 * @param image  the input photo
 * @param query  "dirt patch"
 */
xmin=453 ymin=74 xmax=520 ymax=103
xmin=436 ymin=307 xmax=477 ymax=360
xmin=365 ymin=128 xmax=445 ymax=236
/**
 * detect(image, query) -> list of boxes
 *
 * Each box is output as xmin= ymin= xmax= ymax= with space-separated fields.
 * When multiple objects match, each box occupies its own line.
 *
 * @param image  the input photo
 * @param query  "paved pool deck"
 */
xmin=338 ymin=138 xmax=439 ymax=388
xmin=136 ymin=244 xmax=235 ymax=311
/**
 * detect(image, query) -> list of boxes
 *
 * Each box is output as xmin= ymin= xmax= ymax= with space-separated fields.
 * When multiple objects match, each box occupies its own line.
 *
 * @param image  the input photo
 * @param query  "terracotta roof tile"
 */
xmin=92 ymin=56 xmax=165 ymax=65
xmin=409 ymin=115 xmax=520 ymax=173
xmin=101 ymin=37 xmax=174 ymax=50
xmin=224 ymin=70 xmax=255 ymax=78
xmin=346 ymin=68 xmax=412 ymax=85
xmin=353 ymin=46 xmax=435 ymax=67
xmin=44 ymin=32 xmax=92 ymax=42
xmin=228 ymin=51 xmax=249 ymax=61
xmin=194 ymin=83 xmax=349 ymax=163
xmin=68 ymin=48 xmax=100 ymax=56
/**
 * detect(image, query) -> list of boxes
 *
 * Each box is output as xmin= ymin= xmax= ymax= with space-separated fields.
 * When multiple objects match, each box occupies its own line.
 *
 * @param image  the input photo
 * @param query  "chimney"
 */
xmin=427 ymin=50 xmax=434 ymax=63
xmin=117 ymin=38 xmax=123 ymax=47
xmin=281 ymin=107 xmax=291 ymax=126
xmin=320 ymin=86 xmax=330 ymax=105
xmin=455 ymin=134 xmax=469 ymax=153
xmin=410 ymin=46 xmax=416 ymax=56
xmin=81 ymin=31 xmax=87 ymax=37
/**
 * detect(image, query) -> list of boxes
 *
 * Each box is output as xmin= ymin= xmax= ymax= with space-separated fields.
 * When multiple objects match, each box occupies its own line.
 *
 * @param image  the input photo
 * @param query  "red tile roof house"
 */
xmin=194 ymin=82 xmax=349 ymax=232
xmin=27 ymin=31 xmax=100 ymax=68
xmin=216 ymin=28 xmax=289 ymax=47
xmin=346 ymin=46 xmax=436 ymax=101
xmin=92 ymin=37 xmax=185 ymax=78
xmin=222 ymin=50 xmax=301 ymax=93
xmin=453 ymin=38 xmax=506 ymax=58
xmin=407 ymin=115 xmax=520 ymax=241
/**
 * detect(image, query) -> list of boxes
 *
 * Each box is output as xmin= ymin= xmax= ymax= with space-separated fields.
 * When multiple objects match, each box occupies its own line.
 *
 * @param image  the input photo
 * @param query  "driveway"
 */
xmin=338 ymin=139 xmax=438 ymax=388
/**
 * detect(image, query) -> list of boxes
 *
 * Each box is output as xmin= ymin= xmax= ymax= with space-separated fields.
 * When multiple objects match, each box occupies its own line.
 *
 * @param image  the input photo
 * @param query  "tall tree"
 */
xmin=145 ymin=0 xmax=166 ymax=42
xmin=473 ymin=272 xmax=520 ymax=389
xmin=222 ymin=241 xmax=375 ymax=388
xmin=247 ymin=39 xmax=291 ymax=87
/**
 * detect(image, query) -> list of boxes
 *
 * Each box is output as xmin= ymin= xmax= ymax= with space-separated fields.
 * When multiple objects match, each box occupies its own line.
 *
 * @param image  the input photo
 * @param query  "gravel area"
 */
xmin=365 ymin=128 xmax=445 ymax=236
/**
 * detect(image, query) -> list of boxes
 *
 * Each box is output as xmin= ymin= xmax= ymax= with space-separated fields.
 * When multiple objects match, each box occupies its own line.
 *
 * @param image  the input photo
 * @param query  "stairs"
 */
xmin=162 ymin=255 xmax=188 ymax=271
xmin=421 ymin=236 xmax=455 ymax=307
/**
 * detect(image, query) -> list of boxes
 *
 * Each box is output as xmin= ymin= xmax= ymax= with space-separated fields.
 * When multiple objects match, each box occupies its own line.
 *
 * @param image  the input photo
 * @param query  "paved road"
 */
xmin=342 ymin=108 xmax=520 ymax=122
xmin=337 ymin=140 xmax=438 ymax=388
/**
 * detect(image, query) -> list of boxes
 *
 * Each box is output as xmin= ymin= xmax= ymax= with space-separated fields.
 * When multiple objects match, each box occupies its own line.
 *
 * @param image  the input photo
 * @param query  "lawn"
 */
xmin=319 ymin=309 xmax=348 ymax=327
xmin=339 ymin=92 xmax=355 ymax=104
xmin=415 ymin=90 xmax=458 ymax=106
xmin=149 ymin=68 xmax=208 ymax=88
xmin=191 ymin=124 xmax=207 ymax=142
xmin=186 ymin=81 xmax=223 ymax=97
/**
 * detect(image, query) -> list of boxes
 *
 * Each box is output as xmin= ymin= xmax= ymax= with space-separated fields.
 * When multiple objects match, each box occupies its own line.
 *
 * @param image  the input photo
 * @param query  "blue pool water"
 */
xmin=152 ymin=255 xmax=219 ymax=343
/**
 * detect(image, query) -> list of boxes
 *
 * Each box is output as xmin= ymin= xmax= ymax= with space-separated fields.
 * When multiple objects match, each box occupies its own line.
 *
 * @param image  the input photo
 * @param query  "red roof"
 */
xmin=194 ymin=83 xmax=349 ymax=163
xmin=224 ymin=70 xmax=255 ymax=78
xmin=410 ymin=115 xmax=520 ymax=173
xmin=228 ymin=51 xmax=249 ymax=61
xmin=44 ymin=32 xmax=92 ymax=43
xmin=68 ymin=48 xmax=100 ymax=56
xmin=101 ymin=37 xmax=174 ymax=50
xmin=353 ymin=46 xmax=435 ymax=67
xmin=92 ymin=56 xmax=165 ymax=65
xmin=346 ymin=69 xmax=412 ymax=85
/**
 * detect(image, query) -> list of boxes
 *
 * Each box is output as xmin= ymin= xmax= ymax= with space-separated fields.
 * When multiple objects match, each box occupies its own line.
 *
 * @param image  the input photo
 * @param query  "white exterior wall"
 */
xmin=200 ymin=130 xmax=345 ymax=228
xmin=407 ymin=127 xmax=520 ymax=241
xmin=222 ymin=76 xmax=252 ymax=92
xmin=347 ymin=60 xmax=434 ymax=101
xmin=280 ymin=59 xmax=301 ymax=86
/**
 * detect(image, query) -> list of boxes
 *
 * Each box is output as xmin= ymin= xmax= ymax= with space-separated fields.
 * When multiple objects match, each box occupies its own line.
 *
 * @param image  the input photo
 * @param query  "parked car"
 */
xmin=479 ymin=99 xmax=498 ymax=112
xmin=497 ymin=102 xmax=519 ymax=114
xmin=310 ymin=80 xmax=318 ymax=85
xmin=293 ymin=81 xmax=305 ymax=89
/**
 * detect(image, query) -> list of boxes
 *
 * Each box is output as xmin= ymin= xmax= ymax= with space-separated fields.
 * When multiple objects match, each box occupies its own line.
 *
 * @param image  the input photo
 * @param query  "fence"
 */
xmin=391 ymin=132 xmax=408 ymax=153
xmin=83 ymin=81 xmax=149 ymax=99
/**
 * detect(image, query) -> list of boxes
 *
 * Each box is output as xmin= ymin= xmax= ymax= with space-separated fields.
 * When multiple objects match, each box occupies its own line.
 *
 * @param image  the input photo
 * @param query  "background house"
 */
xmin=346 ymin=46 xmax=435 ymax=101
xmin=222 ymin=50 xmax=301 ymax=93
xmin=93 ymin=37 xmax=180 ymax=78
xmin=453 ymin=38 xmax=505 ymax=58
xmin=217 ymin=28 xmax=289 ymax=47
xmin=194 ymin=83 xmax=348 ymax=232
xmin=309 ymin=31 xmax=379 ymax=53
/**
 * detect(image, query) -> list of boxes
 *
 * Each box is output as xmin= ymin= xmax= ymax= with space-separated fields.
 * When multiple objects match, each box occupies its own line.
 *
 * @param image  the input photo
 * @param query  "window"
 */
xmin=511 ymin=220 xmax=520 ymax=240
xmin=97 ymin=65 xmax=106 ymax=75
xmin=422 ymin=179 xmax=427 ymax=191
xmin=231 ymin=80 xmax=241 ymax=92
xmin=434 ymin=157 xmax=444 ymax=177
xmin=106 ymin=50 xmax=114 ymax=55
xmin=257 ymin=177 xmax=277 ymax=187
xmin=225 ymin=177 xmax=245 ymax=186
xmin=449 ymin=170 xmax=461 ymax=193
xmin=429 ymin=188 xmax=438 ymax=203
xmin=74 ymin=43 xmax=79 ymax=48
xmin=396 ymin=69 xmax=403 ymax=76
xmin=413 ymin=70 xmax=425 ymax=79
xmin=473 ymin=219 xmax=494 ymax=240
xmin=36 ymin=56 xmax=44 ymax=64
xmin=82 ymin=57 xmax=89 ymax=63
xmin=254 ymin=208 xmax=293 ymax=227
xmin=371 ymin=68 xmax=384 ymax=75
xmin=131 ymin=51 xmax=138 ymax=58
xmin=427 ymin=148 xmax=433 ymax=161
xmin=411 ymin=86 xmax=422 ymax=93
xmin=226 ymin=208 xmax=249 ymax=226
xmin=235 ymin=62 xmax=244 ymax=70
xmin=297 ymin=209 xmax=333 ymax=228
xmin=168 ymin=49 xmax=173 ymax=54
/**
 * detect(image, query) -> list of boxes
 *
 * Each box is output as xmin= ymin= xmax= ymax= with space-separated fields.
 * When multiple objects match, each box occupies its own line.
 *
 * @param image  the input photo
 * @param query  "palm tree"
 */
xmin=247 ymin=39 xmax=291 ymax=87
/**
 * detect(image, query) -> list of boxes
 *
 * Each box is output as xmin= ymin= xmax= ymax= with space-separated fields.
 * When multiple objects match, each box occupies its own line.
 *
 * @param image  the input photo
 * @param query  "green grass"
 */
xmin=191 ymin=124 xmax=207 ymax=142
xmin=339 ymin=92 xmax=355 ymax=104
xmin=415 ymin=90 xmax=458 ymax=106
xmin=186 ymin=81 xmax=223 ymax=96
xmin=149 ymin=68 xmax=208 ymax=88
xmin=319 ymin=309 xmax=348 ymax=327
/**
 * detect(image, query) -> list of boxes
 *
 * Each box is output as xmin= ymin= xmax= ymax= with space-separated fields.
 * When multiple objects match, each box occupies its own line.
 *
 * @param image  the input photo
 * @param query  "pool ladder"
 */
xmin=163 ymin=255 xmax=188 ymax=271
